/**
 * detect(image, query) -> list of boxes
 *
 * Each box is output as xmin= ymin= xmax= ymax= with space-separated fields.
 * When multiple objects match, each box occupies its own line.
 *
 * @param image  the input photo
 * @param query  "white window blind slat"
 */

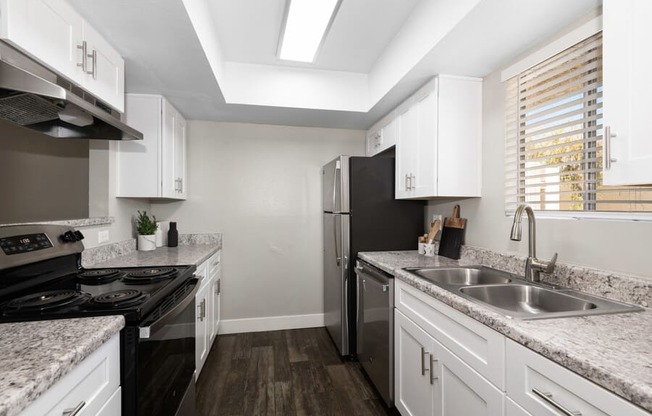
xmin=504 ymin=31 xmax=652 ymax=214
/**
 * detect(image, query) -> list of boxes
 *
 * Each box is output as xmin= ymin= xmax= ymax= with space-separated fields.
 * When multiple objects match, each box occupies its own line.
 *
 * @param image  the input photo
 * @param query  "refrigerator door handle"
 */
xmin=334 ymin=215 xmax=340 ymax=266
xmin=332 ymin=159 xmax=341 ymax=213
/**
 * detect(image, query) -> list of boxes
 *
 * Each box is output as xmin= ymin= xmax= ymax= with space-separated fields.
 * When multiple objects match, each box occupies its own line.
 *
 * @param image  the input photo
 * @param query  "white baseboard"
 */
xmin=219 ymin=313 xmax=325 ymax=335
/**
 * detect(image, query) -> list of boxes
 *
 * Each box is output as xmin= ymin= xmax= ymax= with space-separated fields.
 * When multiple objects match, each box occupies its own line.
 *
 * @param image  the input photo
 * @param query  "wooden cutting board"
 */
xmin=438 ymin=205 xmax=466 ymax=259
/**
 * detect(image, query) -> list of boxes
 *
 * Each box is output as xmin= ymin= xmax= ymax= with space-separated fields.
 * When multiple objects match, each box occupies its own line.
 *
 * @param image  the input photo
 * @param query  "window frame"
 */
xmin=501 ymin=15 xmax=652 ymax=222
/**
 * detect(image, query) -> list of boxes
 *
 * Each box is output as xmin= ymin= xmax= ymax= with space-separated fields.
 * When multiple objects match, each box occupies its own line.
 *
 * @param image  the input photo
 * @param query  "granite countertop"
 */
xmin=88 ymin=244 xmax=220 ymax=269
xmin=359 ymin=251 xmax=652 ymax=413
xmin=0 ymin=316 xmax=125 ymax=416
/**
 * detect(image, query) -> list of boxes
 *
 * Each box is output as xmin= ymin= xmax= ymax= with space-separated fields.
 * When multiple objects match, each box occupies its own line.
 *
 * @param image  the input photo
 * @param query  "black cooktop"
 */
xmin=0 ymin=265 xmax=195 ymax=323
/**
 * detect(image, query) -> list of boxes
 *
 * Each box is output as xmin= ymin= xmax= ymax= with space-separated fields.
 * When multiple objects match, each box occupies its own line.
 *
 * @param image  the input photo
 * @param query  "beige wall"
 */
xmin=151 ymin=121 xmax=365 ymax=321
xmin=426 ymin=69 xmax=652 ymax=279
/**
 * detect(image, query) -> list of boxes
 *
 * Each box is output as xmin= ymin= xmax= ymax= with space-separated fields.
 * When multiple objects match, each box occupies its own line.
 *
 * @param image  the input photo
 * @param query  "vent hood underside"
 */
xmin=0 ymin=41 xmax=142 ymax=140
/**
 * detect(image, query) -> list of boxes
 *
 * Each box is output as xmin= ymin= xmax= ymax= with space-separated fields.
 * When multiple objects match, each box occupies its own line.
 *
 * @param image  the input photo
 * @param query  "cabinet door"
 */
xmin=210 ymin=277 xmax=221 ymax=342
xmin=603 ymin=0 xmax=652 ymax=185
xmin=174 ymin=114 xmax=187 ymax=198
xmin=0 ymin=0 xmax=84 ymax=83
xmin=395 ymin=310 xmax=436 ymax=416
xmin=161 ymin=100 xmax=177 ymax=198
xmin=435 ymin=343 xmax=504 ymax=416
xmin=396 ymin=105 xmax=419 ymax=198
xmin=378 ymin=117 xmax=398 ymax=154
xmin=81 ymin=22 xmax=125 ymax=112
xmin=412 ymin=92 xmax=438 ymax=198
xmin=195 ymin=278 xmax=210 ymax=377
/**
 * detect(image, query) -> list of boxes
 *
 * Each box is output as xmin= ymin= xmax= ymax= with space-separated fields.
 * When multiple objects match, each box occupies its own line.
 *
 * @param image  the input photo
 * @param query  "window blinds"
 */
xmin=504 ymin=32 xmax=652 ymax=214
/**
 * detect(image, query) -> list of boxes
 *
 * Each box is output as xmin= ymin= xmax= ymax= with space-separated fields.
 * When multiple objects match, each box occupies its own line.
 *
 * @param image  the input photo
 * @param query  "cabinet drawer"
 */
xmin=395 ymin=280 xmax=505 ymax=389
xmin=20 ymin=333 xmax=120 ymax=416
xmin=506 ymin=339 xmax=650 ymax=416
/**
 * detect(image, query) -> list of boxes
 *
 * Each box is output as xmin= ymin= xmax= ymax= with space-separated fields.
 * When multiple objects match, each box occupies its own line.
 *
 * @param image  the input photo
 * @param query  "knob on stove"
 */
xmin=61 ymin=230 xmax=85 ymax=243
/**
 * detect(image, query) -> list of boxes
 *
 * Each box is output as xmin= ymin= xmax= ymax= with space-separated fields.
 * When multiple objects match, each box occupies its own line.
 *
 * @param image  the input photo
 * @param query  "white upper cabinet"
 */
xmin=0 ymin=0 xmax=125 ymax=112
xmin=395 ymin=75 xmax=482 ymax=199
xmin=366 ymin=112 xmax=398 ymax=156
xmin=118 ymin=94 xmax=187 ymax=200
xmin=603 ymin=0 xmax=652 ymax=185
xmin=81 ymin=21 xmax=125 ymax=112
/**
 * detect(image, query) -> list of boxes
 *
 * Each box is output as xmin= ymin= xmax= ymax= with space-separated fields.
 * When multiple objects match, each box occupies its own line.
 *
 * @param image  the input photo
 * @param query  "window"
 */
xmin=504 ymin=31 xmax=652 ymax=216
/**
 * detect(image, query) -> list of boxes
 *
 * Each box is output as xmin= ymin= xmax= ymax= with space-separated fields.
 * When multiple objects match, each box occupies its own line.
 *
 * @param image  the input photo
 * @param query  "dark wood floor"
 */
xmin=196 ymin=327 xmax=398 ymax=416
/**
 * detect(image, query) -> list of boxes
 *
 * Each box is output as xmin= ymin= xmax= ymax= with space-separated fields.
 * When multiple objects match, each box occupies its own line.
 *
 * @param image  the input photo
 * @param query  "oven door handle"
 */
xmin=139 ymin=279 xmax=199 ymax=339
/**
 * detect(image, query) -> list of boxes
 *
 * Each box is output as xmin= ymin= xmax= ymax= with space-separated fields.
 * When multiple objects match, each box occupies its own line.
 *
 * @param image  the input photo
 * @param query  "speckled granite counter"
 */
xmin=359 ymin=250 xmax=652 ymax=413
xmin=88 ymin=244 xmax=220 ymax=269
xmin=0 ymin=316 xmax=124 ymax=416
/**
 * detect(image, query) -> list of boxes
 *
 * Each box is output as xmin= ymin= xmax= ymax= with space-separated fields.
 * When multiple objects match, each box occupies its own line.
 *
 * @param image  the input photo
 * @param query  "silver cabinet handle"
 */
xmin=77 ymin=41 xmax=88 ymax=72
xmin=89 ymin=48 xmax=97 ymax=79
xmin=216 ymin=279 xmax=221 ymax=295
xmin=429 ymin=354 xmax=438 ymax=384
xmin=604 ymin=126 xmax=617 ymax=170
xmin=420 ymin=347 xmax=430 ymax=376
xmin=532 ymin=388 xmax=582 ymax=416
xmin=404 ymin=174 xmax=409 ymax=191
xmin=197 ymin=299 xmax=206 ymax=321
xmin=410 ymin=174 xmax=416 ymax=190
xmin=179 ymin=178 xmax=183 ymax=193
xmin=63 ymin=401 xmax=86 ymax=416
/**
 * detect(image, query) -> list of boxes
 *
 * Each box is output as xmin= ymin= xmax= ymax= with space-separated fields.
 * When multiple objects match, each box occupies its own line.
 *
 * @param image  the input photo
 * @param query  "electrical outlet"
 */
xmin=98 ymin=229 xmax=110 ymax=243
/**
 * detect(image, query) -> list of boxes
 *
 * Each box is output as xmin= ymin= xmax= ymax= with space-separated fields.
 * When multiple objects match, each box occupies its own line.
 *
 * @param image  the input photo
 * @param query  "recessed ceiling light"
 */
xmin=278 ymin=0 xmax=342 ymax=63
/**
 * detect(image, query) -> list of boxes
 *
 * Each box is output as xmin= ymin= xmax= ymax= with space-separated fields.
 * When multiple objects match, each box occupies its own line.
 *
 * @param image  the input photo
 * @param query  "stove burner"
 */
xmin=123 ymin=267 xmax=177 ymax=284
xmin=91 ymin=289 xmax=147 ymax=308
xmin=77 ymin=269 xmax=123 ymax=284
xmin=3 ymin=290 xmax=89 ymax=313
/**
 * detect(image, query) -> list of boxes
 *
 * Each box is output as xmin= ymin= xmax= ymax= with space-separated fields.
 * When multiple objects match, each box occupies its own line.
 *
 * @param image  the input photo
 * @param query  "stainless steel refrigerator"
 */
xmin=322 ymin=153 xmax=424 ymax=356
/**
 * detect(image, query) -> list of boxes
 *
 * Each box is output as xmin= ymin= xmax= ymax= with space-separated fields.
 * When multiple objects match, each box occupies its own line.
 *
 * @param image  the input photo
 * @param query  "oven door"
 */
xmin=135 ymin=278 xmax=199 ymax=416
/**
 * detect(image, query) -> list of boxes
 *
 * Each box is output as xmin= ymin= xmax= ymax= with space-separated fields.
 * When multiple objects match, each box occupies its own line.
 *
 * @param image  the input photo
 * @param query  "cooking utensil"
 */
xmin=438 ymin=205 xmax=466 ymax=259
xmin=426 ymin=219 xmax=442 ymax=244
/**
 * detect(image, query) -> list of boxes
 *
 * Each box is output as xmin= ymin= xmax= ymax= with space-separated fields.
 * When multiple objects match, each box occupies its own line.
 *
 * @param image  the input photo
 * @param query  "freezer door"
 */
xmin=323 ymin=212 xmax=350 ymax=355
xmin=322 ymin=156 xmax=350 ymax=213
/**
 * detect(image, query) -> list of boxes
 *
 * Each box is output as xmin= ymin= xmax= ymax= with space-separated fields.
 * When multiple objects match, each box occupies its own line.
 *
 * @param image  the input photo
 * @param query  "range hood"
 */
xmin=0 ymin=41 xmax=142 ymax=140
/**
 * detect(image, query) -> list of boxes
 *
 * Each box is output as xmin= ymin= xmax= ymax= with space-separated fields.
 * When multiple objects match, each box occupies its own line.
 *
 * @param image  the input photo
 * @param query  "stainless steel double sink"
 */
xmin=403 ymin=266 xmax=643 ymax=320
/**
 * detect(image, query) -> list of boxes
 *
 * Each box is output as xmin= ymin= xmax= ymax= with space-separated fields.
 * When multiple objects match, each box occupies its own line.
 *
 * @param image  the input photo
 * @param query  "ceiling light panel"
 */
xmin=279 ymin=0 xmax=341 ymax=63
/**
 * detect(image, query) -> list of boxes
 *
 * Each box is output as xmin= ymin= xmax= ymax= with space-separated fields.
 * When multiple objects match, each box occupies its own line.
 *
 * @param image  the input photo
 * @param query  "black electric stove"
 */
xmin=0 ymin=224 xmax=199 ymax=416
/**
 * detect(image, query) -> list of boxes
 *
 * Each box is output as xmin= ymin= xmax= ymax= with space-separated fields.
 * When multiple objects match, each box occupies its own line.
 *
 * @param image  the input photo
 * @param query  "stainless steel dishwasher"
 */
xmin=355 ymin=259 xmax=394 ymax=407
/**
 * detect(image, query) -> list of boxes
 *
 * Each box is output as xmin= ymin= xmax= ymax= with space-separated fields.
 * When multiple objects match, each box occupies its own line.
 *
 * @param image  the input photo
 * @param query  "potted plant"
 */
xmin=136 ymin=210 xmax=157 ymax=251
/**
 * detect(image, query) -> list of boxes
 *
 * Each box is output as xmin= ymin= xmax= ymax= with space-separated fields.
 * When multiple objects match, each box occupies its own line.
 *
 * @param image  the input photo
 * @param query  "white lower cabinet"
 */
xmin=395 ymin=310 xmax=436 ymax=416
xmin=505 ymin=339 xmax=651 ymax=416
xmin=20 ymin=333 xmax=120 ymax=416
xmin=195 ymin=250 xmax=222 ymax=380
xmin=436 ymin=343 xmax=503 ymax=416
xmin=395 ymin=307 xmax=503 ymax=416
xmin=394 ymin=279 xmax=651 ymax=416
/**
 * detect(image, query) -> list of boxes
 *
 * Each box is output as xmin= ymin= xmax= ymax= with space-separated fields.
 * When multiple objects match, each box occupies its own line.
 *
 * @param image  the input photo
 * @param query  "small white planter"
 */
xmin=137 ymin=234 xmax=156 ymax=251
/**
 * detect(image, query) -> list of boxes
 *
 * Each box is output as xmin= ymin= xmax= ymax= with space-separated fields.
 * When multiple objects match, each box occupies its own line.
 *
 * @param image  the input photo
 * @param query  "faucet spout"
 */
xmin=510 ymin=204 xmax=556 ymax=282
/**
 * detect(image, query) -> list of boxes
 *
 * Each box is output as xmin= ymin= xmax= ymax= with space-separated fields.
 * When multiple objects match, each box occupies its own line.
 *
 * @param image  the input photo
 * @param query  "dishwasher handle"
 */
xmin=355 ymin=260 xmax=392 ymax=287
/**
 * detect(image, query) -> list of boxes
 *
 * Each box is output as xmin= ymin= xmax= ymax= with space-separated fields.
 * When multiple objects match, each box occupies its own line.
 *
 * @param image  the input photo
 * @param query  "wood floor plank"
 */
xmin=243 ymin=346 xmax=275 ymax=416
xmin=196 ymin=327 xmax=395 ymax=416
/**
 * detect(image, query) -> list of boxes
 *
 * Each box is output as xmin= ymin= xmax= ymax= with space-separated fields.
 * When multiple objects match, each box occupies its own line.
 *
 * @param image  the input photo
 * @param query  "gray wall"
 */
xmin=0 ymin=122 xmax=89 ymax=223
xmin=426 ymin=69 xmax=652 ymax=279
xmin=151 ymin=121 xmax=365 ymax=321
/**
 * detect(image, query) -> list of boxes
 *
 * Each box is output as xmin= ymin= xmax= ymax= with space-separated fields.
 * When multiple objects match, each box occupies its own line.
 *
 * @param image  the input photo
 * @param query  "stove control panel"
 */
xmin=0 ymin=233 xmax=53 ymax=255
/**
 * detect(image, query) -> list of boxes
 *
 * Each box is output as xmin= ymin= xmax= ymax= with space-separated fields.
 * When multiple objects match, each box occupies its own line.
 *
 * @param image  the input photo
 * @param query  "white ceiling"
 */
xmin=68 ymin=0 xmax=601 ymax=130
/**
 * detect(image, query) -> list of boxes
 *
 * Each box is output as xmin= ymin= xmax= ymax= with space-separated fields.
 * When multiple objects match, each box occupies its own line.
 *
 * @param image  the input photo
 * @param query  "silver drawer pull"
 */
xmin=420 ymin=347 xmax=429 ymax=375
xmin=532 ymin=388 xmax=582 ymax=416
xmin=429 ymin=355 xmax=438 ymax=384
xmin=63 ymin=401 xmax=86 ymax=416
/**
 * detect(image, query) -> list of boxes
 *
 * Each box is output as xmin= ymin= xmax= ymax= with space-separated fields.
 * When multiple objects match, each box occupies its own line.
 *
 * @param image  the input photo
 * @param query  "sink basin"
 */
xmin=405 ymin=266 xmax=512 ymax=286
xmin=459 ymin=284 xmax=596 ymax=315
xmin=458 ymin=283 xmax=642 ymax=319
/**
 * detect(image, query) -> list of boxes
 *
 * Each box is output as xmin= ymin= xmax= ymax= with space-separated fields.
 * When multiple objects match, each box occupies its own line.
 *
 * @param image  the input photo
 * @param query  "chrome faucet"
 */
xmin=510 ymin=204 xmax=558 ymax=282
